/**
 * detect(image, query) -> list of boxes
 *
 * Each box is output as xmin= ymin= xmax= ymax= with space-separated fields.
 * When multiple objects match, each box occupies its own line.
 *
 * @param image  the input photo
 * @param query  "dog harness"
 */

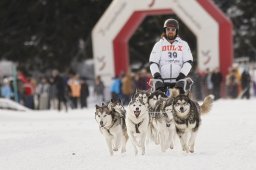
xmin=135 ymin=120 xmax=144 ymax=133
xmin=101 ymin=118 xmax=118 ymax=135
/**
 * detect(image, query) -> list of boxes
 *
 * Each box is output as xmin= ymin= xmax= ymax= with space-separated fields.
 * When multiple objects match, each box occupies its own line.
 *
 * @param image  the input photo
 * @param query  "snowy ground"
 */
xmin=0 ymin=99 xmax=256 ymax=170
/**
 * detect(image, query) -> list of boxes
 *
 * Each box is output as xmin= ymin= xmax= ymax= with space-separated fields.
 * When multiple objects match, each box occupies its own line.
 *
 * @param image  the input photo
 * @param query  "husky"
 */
xmin=148 ymin=90 xmax=167 ymax=111
xmin=95 ymin=103 xmax=128 ymax=156
xmin=126 ymin=99 xmax=149 ymax=155
xmin=158 ymin=96 xmax=177 ymax=150
xmin=172 ymin=94 xmax=214 ymax=153
xmin=132 ymin=89 xmax=150 ymax=105
xmin=107 ymin=98 xmax=126 ymax=129
xmin=148 ymin=90 xmax=177 ymax=152
xmin=147 ymin=90 xmax=167 ymax=147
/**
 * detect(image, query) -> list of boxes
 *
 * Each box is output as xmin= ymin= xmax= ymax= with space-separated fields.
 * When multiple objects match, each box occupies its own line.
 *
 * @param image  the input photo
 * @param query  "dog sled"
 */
xmin=148 ymin=77 xmax=194 ymax=96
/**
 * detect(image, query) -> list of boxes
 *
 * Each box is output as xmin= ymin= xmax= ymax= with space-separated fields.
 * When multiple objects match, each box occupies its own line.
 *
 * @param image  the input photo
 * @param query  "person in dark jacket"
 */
xmin=211 ymin=68 xmax=222 ymax=100
xmin=241 ymin=68 xmax=251 ymax=99
xmin=52 ymin=69 xmax=68 ymax=112
xmin=94 ymin=75 xmax=105 ymax=103
xmin=80 ymin=77 xmax=90 ymax=108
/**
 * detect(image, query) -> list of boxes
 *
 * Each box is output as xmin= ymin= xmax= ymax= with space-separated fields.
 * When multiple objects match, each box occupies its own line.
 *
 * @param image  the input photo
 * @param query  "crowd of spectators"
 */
xmin=0 ymin=65 xmax=255 ymax=110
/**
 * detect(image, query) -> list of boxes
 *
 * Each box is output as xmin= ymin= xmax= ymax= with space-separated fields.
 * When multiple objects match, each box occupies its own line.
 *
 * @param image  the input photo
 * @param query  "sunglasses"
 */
xmin=166 ymin=27 xmax=176 ymax=31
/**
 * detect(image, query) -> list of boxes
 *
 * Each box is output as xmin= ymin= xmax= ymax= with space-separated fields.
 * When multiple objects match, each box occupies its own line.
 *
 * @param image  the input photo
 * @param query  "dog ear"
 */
xmin=131 ymin=90 xmax=137 ymax=100
xmin=95 ymin=105 xmax=100 ymax=109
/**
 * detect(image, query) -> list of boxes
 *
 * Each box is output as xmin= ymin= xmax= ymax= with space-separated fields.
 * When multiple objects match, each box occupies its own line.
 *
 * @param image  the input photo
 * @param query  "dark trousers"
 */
xmin=57 ymin=95 xmax=68 ymax=111
xmin=80 ymin=97 xmax=88 ymax=108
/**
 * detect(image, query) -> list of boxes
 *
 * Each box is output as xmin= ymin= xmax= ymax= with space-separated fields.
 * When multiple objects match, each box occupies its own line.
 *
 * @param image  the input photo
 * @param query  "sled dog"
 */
xmin=172 ymin=94 xmax=214 ymax=153
xmin=148 ymin=90 xmax=176 ymax=152
xmin=126 ymin=99 xmax=149 ymax=155
xmin=158 ymin=96 xmax=176 ymax=150
xmin=107 ymin=98 xmax=126 ymax=129
xmin=95 ymin=103 xmax=128 ymax=155
xmin=147 ymin=90 xmax=167 ymax=148
xmin=132 ymin=89 xmax=150 ymax=105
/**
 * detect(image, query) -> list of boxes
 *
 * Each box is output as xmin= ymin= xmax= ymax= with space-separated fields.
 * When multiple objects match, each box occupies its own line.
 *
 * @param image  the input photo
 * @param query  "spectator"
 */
xmin=80 ymin=77 xmax=90 ymax=108
xmin=190 ymin=68 xmax=203 ymax=101
xmin=52 ymin=69 xmax=68 ymax=112
xmin=94 ymin=75 xmax=105 ymax=103
xmin=204 ymin=68 xmax=213 ymax=96
xmin=68 ymin=74 xmax=81 ymax=109
xmin=240 ymin=67 xmax=251 ymax=99
xmin=253 ymin=72 xmax=256 ymax=97
xmin=48 ymin=77 xmax=58 ymax=109
xmin=226 ymin=69 xmax=239 ymax=98
xmin=121 ymin=71 xmax=133 ymax=105
xmin=232 ymin=64 xmax=242 ymax=94
xmin=36 ymin=77 xmax=50 ymax=110
xmin=135 ymin=69 xmax=149 ymax=91
xmin=110 ymin=75 xmax=122 ymax=101
xmin=211 ymin=67 xmax=222 ymax=100
xmin=1 ymin=78 xmax=13 ymax=99
xmin=23 ymin=78 xmax=35 ymax=109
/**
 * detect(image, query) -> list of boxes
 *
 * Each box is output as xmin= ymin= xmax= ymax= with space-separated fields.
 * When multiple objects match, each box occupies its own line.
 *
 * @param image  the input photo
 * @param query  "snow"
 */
xmin=0 ymin=99 xmax=256 ymax=170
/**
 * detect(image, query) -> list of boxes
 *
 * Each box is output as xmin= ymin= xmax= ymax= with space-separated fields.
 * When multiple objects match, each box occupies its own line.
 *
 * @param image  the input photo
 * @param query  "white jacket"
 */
xmin=149 ymin=37 xmax=193 ymax=83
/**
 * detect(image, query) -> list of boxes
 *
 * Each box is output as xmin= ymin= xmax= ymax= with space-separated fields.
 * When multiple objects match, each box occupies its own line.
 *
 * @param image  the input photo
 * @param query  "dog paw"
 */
xmin=189 ymin=147 xmax=194 ymax=153
xmin=182 ymin=145 xmax=189 ymax=153
xmin=113 ymin=148 xmax=118 ymax=152
xmin=188 ymin=145 xmax=194 ymax=153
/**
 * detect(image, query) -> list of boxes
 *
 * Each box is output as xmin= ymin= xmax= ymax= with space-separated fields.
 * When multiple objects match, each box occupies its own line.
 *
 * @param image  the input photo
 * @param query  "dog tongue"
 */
xmin=134 ymin=111 xmax=140 ymax=118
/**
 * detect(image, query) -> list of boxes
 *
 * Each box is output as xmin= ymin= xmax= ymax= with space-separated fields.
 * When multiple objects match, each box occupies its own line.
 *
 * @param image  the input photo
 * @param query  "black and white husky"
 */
xmin=132 ymin=89 xmax=150 ymax=105
xmin=107 ymin=98 xmax=126 ymax=129
xmin=95 ymin=103 xmax=128 ymax=156
xmin=158 ymin=96 xmax=176 ymax=150
xmin=172 ymin=94 xmax=214 ymax=153
xmin=126 ymin=99 xmax=149 ymax=155
xmin=148 ymin=90 xmax=177 ymax=152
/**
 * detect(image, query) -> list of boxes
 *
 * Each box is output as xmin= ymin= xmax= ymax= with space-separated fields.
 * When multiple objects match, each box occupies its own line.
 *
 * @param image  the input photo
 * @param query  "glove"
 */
xmin=153 ymin=72 xmax=162 ymax=79
xmin=153 ymin=73 xmax=164 ymax=92
xmin=155 ymin=80 xmax=164 ymax=91
xmin=176 ymin=73 xmax=185 ymax=81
